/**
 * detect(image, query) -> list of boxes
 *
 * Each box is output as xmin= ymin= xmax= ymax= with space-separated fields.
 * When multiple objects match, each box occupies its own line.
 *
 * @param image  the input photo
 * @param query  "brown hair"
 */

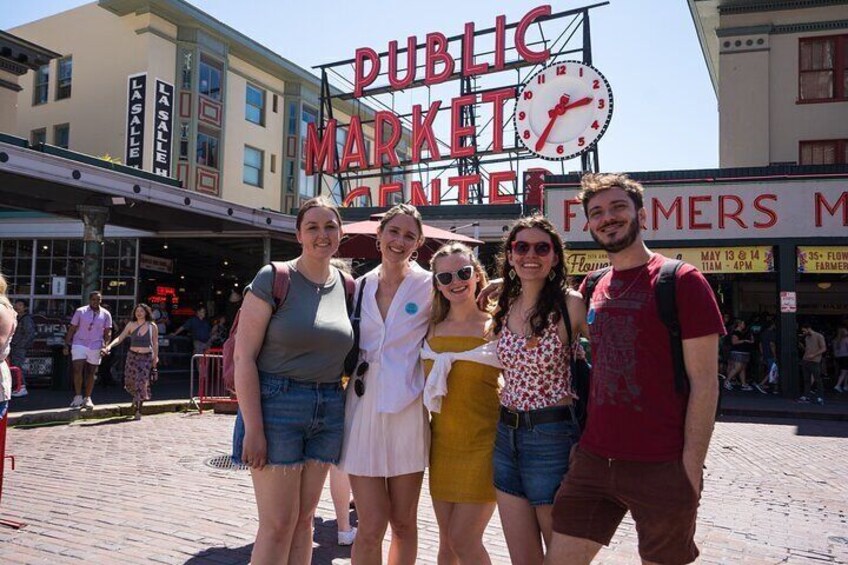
xmin=133 ymin=303 xmax=154 ymax=322
xmin=429 ymin=242 xmax=488 ymax=325
xmin=296 ymin=196 xmax=343 ymax=231
xmin=492 ymin=215 xmax=569 ymax=338
xmin=378 ymin=203 xmax=423 ymax=239
xmin=579 ymin=173 xmax=645 ymax=216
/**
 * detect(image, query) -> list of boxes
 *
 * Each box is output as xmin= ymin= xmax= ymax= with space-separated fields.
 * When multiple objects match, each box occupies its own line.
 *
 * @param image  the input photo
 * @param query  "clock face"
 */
xmin=514 ymin=61 xmax=614 ymax=160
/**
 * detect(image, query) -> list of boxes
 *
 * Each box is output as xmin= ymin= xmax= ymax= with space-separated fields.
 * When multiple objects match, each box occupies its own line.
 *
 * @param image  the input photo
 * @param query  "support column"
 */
xmin=262 ymin=236 xmax=271 ymax=265
xmin=78 ymin=205 xmax=109 ymax=300
xmin=778 ymin=243 xmax=798 ymax=398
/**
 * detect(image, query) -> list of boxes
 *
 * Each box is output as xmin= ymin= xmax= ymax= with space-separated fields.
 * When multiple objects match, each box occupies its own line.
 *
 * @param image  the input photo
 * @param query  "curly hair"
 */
xmin=492 ymin=215 xmax=569 ymax=337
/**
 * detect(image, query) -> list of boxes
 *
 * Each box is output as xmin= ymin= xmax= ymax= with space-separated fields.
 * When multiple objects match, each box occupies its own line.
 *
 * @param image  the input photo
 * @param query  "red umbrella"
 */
xmin=339 ymin=215 xmax=483 ymax=262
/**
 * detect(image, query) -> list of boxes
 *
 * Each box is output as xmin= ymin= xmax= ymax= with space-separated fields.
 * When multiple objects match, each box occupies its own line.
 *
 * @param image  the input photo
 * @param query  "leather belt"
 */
xmin=499 ymin=405 xmax=575 ymax=430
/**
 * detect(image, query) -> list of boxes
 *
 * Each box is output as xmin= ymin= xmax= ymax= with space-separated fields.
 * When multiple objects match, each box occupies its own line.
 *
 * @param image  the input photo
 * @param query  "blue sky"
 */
xmin=3 ymin=0 xmax=718 ymax=174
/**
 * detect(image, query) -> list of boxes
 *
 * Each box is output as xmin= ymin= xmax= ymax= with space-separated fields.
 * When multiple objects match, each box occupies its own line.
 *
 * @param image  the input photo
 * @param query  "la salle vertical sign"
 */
xmin=125 ymin=73 xmax=147 ymax=169
xmin=153 ymin=79 xmax=174 ymax=177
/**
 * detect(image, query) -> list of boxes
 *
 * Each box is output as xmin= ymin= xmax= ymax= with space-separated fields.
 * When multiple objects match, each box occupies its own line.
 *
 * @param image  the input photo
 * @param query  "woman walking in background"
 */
xmin=833 ymin=326 xmax=848 ymax=393
xmin=421 ymin=243 xmax=501 ymax=565
xmin=725 ymin=319 xmax=755 ymax=391
xmin=102 ymin=303 xmax=159 ymax=420
xmin=232 ymin=196 xmax=354 ymax=565
xmin=491 ymin=216 xmax=587 ymax=564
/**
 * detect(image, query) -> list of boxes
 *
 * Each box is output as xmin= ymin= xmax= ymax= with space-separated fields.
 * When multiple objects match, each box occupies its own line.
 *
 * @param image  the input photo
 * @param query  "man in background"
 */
xmin=798 ymin=321 xmax=827 ymax=405
xmin=10 ymin=299 xmax=36 ymax=398
xmin=64 ymin=291 xmax=112 ymax=410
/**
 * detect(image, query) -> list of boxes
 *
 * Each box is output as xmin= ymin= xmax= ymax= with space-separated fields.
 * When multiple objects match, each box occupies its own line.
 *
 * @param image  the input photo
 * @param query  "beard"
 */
xmin=590 ymin=216 xmax=641 ymax=253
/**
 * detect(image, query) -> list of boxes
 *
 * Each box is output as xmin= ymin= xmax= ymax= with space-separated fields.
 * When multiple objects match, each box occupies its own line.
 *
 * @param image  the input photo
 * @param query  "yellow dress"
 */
xmin=424 ymin=336 xmax=500 ymax=503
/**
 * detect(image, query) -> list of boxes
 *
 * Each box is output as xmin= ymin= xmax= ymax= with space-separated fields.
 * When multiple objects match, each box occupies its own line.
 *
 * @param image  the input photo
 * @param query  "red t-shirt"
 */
xmin=578 ymin=253 xmax=725 ymax=462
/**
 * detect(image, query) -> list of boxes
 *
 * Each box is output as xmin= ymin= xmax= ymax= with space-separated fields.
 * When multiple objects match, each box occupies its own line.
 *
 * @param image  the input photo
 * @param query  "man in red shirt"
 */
xmin=546 ymin=174 xmax=725 ymax=565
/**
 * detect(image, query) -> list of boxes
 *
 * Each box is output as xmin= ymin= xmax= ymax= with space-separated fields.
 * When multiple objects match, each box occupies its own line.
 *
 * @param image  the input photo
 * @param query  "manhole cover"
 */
xmin=205 ymin=454 xmax=248 ymax=471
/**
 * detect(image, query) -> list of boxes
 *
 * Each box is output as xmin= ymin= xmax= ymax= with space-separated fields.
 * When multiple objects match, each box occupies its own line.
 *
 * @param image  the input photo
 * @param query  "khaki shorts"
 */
xmin=552 ymin=445 xmax=702 ymax=565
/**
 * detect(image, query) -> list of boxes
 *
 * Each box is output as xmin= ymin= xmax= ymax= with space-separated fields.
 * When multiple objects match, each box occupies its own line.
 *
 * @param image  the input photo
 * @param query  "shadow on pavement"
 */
xmin=183 ymin=516 xmax=354 ymax=565
xmin=719 ymin=415 xmax=848 ymax=438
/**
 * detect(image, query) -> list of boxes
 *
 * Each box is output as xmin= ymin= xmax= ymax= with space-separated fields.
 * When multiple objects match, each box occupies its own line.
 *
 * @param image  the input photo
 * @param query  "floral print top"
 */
xmin=497 ymin=316 xmax=573 ymax=411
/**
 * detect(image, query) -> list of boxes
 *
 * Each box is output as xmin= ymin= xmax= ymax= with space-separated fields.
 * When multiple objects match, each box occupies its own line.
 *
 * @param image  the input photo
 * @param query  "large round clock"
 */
xmin=514 ymin=61 xmax=613 ymax=160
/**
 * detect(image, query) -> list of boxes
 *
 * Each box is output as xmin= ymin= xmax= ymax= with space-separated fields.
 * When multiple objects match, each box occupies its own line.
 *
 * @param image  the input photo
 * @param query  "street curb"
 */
xmin=7 ymin=399 xmax=214 ymax=427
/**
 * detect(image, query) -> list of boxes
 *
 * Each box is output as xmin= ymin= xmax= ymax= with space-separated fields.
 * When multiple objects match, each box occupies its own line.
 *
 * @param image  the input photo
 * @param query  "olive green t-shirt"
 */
xmin=245 ymin=262 xmax=353 ymax=383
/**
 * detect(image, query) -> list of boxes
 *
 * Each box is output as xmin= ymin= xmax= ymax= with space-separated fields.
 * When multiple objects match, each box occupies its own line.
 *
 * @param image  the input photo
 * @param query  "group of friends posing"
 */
xmin=230 ymin=173 xmax=725 ymax=565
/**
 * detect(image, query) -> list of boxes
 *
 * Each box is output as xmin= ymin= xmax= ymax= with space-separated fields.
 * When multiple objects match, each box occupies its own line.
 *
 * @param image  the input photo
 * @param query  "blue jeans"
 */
xmin=232 ymin=373 xmax=345 ymax=467
xmin=493 ymin=407 xmax=581 ymax=506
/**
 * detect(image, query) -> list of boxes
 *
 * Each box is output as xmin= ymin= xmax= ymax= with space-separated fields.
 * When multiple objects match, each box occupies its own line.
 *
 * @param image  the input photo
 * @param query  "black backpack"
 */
xmin=579 ymin=259 xmax=725 ymax=426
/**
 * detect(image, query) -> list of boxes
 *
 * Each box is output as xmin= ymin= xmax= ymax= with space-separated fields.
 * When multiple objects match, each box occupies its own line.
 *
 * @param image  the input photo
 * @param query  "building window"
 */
xmin=30 ymin=128 xmax=46 ymax=146
xmin=799 ymin=35 xmax=847 ymax=102
xmin=800 ymin=140 xmax=848 ymax=165
xmin=245 ymin=83 xmax=265 ymax=125
xmin=54 ymin=124 xmax=69 ymax=149
xmin=244 ymin=146 xmax=263 ymax=187
xmin=33 ymin=65 xmax=49 ymax=105
xmin=56 ymin=56 xmax=72 ymax=100
xmin=288 ymin=102 xmax=298 ymax=135
xmin=196 ymin=130 xmax=219 ymax=168
xmin=199 ymin=58 xmax=222 ymax=100
xmin=299 ymin=104 xmax=319 ymax=198
xmin=179 ymin=123 xmax=190 ymax=161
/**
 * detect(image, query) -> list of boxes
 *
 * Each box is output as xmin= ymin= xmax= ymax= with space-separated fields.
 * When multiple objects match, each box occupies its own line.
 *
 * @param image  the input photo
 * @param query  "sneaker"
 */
xmin=741 ymin=385 xmax=753 ymax=392
xmin=83 ymin=397 xmax=95 ymax=411
xmin=723 ymin=380 xmax=734 ymax=391
xmin=753 ymin=383 xmax=767 ymax=394
xmin=338 ymin=527 xmax=357 ymax=546
xmin=70 ymin=395 xmax=84 ymax=409
xmin=835 ymin=385 xmax=844 ymax=393
xmin=797 ymin=396 xmax=810 ymax=403
xmin=11 ymin=386 xmax=28 ymax=398
xmin=816 ymin=397 xmax=824 ymax=405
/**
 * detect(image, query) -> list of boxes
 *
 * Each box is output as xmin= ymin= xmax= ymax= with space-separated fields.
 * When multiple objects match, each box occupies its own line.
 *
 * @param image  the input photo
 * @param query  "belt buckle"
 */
xmin=505 ymin=409 xmax=520 ymax=429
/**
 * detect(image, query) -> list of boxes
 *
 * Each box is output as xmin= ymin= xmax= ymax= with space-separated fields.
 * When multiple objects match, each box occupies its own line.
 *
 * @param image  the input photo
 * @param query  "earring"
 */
xmin=375 ymin=241 xmax=381 ymax=252
xmin=548 ymin=271 xmax=556 ymax=281
xmin=409 ymin=251 xmax=419 ymax=262
xmin=508 ymin=268 xmax=517 ymax=281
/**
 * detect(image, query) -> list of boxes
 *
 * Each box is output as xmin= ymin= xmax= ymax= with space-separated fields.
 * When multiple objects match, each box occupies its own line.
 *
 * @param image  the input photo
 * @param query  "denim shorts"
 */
xmin=232 ymin=372 xmax=345 ymax=467
xmin=492 ymin=407 xmax=581 ymax=506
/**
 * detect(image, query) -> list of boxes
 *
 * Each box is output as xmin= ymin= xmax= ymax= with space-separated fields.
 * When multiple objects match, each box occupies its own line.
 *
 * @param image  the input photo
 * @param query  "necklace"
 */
xmin=602 ymin=265 xmax=648 ymax=301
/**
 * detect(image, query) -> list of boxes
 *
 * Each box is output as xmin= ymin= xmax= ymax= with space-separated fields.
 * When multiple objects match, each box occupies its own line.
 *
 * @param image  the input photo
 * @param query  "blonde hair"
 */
xmin=429 ymin=242 xmax=488 ymax=325
xmin=0 ymin=271 xmax=11 ymax=309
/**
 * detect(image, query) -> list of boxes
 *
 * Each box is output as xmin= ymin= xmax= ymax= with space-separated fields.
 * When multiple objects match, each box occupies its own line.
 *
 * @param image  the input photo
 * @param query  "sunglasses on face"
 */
xmin=434 ymin=265 xmax=475 ymax=286
xmin=511 ymin=241 xmax=553 ymax=256
xmin=353 ymin=362 xmax=369 ymax=397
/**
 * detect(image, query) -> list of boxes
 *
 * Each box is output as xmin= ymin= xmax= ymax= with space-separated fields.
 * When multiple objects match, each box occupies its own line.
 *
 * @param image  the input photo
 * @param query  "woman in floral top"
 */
xmin=491 ymin=215 xmax=588 ymax=565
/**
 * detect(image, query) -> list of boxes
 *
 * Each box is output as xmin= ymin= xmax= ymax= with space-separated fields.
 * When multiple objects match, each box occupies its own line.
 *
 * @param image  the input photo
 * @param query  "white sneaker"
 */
xmin=337 ymin=527 xmax=357 ymax=546
xmin=70 ymin=395 xmax=84 ymax=409
xmin=83 ymin=397 xmax=95 ymax=411
xmin=11 ymin=386 xmax=28 ymax=398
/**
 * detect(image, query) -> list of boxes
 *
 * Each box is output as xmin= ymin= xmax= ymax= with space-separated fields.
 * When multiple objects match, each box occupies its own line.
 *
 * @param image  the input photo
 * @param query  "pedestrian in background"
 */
xmin=329 ymin=466 xmax=357 ymax=546
xmin=173 ymin=306 xmax=211 ymax=354
xmin=339 ymin=204 xmax=431 ymax=565
xmin=10 ymin=299 xmax=35 ymax=398
xmin=421 ymin=242 xmax=501 ymax=565
xmin=725 ymin=319 xmax=755 ymax=391
xmin=833 ymin=326 xmax=848 ymax=393
xmin=0 ymin=272 xmax=18 ymax=419
xmin=232 ymin=196 xmax=353 ymax=565
xmin=546 ymin=173 xmax=724 ymax=565
xmin=102 ymin=303 xmax=159 ymax=420
xmin=798 ymin=321 xmax=827 ymax=404
xmin=491 ymin=216 xmax=586 ymax=565
xmin=64 ymin=291 xmax=112 ymax=411
xmin=755 ymin=317 xmax=778 ymax=394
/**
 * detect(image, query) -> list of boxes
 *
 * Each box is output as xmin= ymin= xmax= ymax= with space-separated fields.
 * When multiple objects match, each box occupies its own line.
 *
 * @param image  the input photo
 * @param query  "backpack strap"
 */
xmin=269 ymin=261 xmax=291 ymax=312
xmin=656 ymin=259 xmax=688 ymax=394
xmin=583 ymin=266 xmax=612 ymax=308
xmin=340 ymin=271 xmax=357 ymax=315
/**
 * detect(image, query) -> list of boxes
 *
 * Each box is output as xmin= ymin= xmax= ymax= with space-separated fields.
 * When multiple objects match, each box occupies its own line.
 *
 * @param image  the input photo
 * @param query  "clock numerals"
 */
xmin=598 ymin=99 xmax=606 ymax=109
xmin=523 ymin=130 xmax=531 ymax=140
xmin=518 ymin=111 xmax=526 ymax=121
xmin=578 ymin=137 xmax=586 ymax=147
xmin=591 ymin=120 xmax=600 ymax=130
xmin=579 ymin=67 xmax=584 ymax=77
xmin=523 ymin=90 xmax=533 ymax=100
xmin=556 ymin=145 xmax=564 ymax=155
xmin=556 ymin=66 xmax=567 ymax=76
xmin=593 ymin=79 xmax=600 ymax=90
xmin=537 ymin=74 xmax=546 ymax=85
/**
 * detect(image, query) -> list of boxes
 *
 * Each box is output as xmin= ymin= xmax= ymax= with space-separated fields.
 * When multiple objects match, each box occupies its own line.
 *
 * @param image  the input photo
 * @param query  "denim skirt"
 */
xmin=232 ymin=372 xmax=345 ymax=467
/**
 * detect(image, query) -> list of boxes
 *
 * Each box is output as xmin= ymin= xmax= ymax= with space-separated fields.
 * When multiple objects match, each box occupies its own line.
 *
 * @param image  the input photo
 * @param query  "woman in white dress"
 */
xmin=339 ymin=204 xmax=431 ymax=565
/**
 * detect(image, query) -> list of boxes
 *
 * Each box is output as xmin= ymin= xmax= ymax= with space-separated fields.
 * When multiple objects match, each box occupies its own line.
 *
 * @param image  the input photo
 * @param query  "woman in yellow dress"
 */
xmin=422 ymin=243 xmax=501 ymax=565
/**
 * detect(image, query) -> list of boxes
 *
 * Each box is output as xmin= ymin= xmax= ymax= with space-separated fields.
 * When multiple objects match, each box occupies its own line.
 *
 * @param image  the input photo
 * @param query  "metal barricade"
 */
xmin=189 ymin=349 xmax=236 ymax=414
xmin=0 ymin=408 xmax=26 ymax=529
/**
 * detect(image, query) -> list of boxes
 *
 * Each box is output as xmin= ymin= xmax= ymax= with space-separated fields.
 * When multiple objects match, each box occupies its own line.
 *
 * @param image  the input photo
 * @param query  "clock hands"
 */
xmin=534 ymin=94 xmax=594 ymax=152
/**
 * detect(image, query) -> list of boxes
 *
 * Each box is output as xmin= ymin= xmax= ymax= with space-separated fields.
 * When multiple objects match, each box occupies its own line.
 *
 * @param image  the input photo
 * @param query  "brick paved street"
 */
xmin=1 ymin=413 xmax=847 ymax=564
